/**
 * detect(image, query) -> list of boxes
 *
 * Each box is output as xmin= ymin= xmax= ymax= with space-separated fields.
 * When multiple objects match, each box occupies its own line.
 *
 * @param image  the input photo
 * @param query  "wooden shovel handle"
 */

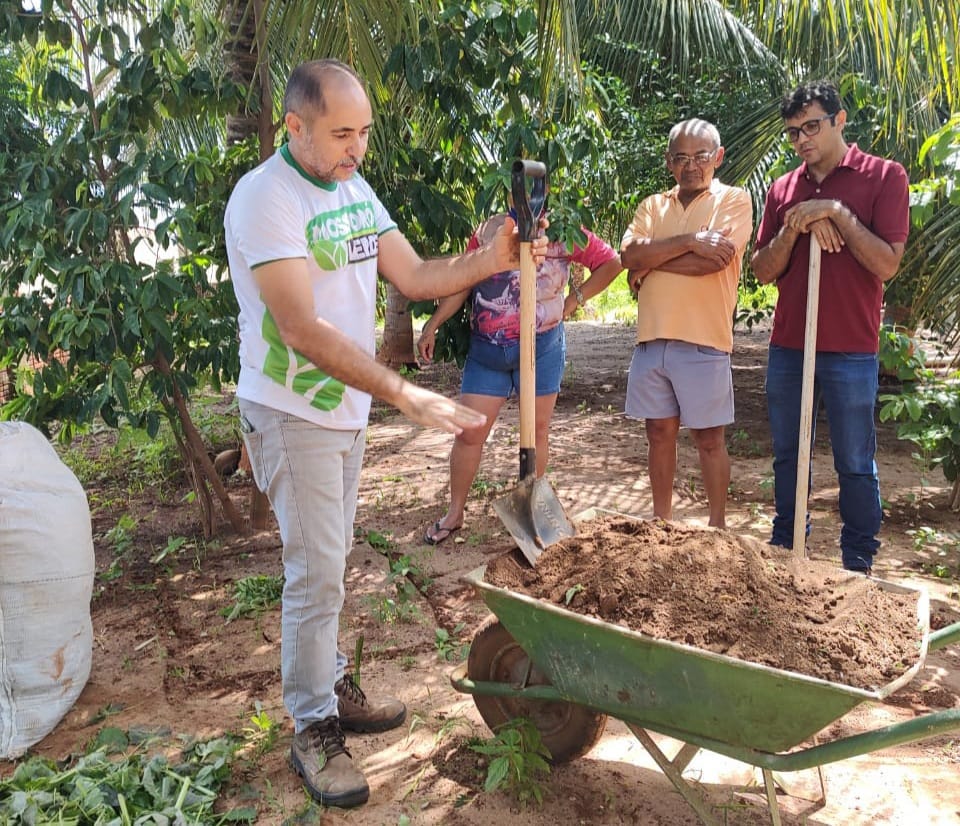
xmin=518 ymin=240 xmax=536 ymax=477
xmin=793 ymin=236 xmax=821 ymax=557
xmin=510 ymin=159 xmax=547 ymax=480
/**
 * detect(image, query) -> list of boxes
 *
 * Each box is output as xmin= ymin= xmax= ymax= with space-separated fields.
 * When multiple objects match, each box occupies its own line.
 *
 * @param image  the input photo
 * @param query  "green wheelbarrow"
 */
xmin=450 ymin=546 xmax=960 ymax=825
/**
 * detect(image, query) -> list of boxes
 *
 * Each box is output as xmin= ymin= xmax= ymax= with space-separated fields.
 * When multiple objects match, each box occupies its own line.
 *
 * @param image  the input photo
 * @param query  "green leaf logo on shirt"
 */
xmin=260 ymin=310 xmax=345 ymax=410
xmin=306 ymin=202 xmax=377 ymax=270
xmin=311 ymin=237 xmax=349 ymax=270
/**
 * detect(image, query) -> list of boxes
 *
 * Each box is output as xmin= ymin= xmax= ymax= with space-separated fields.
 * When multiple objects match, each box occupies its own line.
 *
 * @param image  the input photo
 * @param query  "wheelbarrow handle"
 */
xmin=928 ymin=619 xmax=960 ymax=652
xmin=511 ymin=160 xmax=547 ymax=242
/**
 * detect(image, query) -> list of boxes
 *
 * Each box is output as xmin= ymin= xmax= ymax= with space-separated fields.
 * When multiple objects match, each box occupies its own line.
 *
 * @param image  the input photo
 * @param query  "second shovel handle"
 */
xmin=793 ymin=236 xmax=822 ymax=556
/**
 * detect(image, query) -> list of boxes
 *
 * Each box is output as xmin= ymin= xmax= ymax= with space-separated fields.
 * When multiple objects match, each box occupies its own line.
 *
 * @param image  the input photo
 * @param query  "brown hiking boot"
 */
xmin=290 ymin=717 xmax=369 ymax=808
xmin=335 ymin=673 xmax=406 ymax=733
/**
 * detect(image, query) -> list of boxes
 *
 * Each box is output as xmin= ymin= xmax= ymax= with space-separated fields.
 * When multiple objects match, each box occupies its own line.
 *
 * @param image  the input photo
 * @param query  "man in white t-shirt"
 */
xmin=224 ymin=59 xmax=547 ymax=809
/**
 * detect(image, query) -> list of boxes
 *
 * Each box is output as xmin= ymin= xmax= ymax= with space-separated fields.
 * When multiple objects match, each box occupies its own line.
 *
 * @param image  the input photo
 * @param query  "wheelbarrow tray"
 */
xmin=462 ymin=562 xmax=929 ymax=754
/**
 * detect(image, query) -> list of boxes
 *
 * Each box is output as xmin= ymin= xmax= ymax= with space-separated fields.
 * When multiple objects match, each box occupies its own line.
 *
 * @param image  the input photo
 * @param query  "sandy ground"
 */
xmin=4 ymin=320 xmax=960 ymax=825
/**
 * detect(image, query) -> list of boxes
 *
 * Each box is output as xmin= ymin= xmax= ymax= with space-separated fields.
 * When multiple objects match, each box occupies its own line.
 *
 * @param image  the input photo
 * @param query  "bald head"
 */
xmin=283 ymin=59 xmax=366 ymax=119
xmin=664 ymin=118 xmax=724 ymax=202
xmin=282 ymin=60 xmax=372 ymax=183
xmin=667 ymin=118 xmax=721 ymax=153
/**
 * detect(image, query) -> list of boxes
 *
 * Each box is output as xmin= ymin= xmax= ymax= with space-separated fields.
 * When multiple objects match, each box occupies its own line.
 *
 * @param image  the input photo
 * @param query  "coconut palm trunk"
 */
xmin=225 ymin=0 xmax=275 ymax=528
xmin=378 ymin=283 xmax=418 ymax=369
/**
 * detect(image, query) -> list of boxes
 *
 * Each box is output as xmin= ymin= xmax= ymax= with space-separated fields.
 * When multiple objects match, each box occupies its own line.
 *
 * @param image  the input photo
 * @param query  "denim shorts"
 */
xmin=461 ymin=324 xmax=565 ymax=398
xmin=625 ymin=338 xmax=734 ymax=428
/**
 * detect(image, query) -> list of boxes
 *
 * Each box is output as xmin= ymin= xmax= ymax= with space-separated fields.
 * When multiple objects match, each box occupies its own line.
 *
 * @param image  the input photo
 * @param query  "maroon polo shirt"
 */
xmin=755 ymin=144 xmax=910 ymax=353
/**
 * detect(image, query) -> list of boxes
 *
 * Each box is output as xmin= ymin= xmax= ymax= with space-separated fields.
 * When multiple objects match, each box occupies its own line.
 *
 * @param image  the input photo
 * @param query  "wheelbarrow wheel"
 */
xmin=467 ymin=619 xmax=607 ymax=764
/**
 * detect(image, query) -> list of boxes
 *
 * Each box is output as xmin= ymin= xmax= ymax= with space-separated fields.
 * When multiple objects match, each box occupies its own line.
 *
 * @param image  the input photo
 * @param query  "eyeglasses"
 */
xmin=783 ymin=114 xmax=836 ymax=142
xmin=667 ymin=149 xmax=717 ymax=168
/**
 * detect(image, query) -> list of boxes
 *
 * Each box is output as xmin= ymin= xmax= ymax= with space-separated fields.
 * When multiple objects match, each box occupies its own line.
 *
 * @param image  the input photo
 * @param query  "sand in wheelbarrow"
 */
xmin=484 ymin=514 xmax=922 ymax=691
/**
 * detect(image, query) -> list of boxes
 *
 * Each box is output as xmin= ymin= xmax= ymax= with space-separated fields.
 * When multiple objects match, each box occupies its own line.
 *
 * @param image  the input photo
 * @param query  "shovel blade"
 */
xmin=492 ymin=476 xmax=576 ymax=566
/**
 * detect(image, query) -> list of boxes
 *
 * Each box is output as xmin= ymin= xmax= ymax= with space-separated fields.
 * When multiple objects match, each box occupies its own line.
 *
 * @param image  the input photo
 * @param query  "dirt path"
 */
xmin=6 ymin=320 xmax=960 ymax=825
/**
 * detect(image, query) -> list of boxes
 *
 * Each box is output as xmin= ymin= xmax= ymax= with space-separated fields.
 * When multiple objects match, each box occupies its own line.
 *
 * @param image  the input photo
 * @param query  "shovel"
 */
xmin=793 ymin=236 xmax=821 ymax=557
xmin=492 ymin=160 xmax=576 ymax=565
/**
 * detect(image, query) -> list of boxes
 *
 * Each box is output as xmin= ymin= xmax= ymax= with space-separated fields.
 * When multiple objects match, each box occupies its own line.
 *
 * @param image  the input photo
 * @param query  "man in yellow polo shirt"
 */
xmin=620 ymin=118 xmax=753 ymax=528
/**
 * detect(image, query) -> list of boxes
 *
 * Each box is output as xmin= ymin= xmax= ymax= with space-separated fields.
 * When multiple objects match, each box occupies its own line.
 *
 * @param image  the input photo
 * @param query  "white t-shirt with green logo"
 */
xmin=225 ymin=146 xmax=397 ymax=429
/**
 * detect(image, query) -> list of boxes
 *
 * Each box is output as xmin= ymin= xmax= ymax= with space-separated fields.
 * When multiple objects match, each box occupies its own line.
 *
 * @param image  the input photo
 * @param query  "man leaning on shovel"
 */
xmin=751 ymin=79 xmax=909 ymax=574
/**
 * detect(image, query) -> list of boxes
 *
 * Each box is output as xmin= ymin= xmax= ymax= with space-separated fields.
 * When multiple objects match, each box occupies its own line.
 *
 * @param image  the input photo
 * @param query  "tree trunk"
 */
xmin=378 ymin=280 xmax=418 ymax=369
xmin=225 ymin=0 xmax=276 ymax=158
xmin=154 ymin=355 xmax=246 ymax=537
xmin=225 ymin=0 xmax=274 ymax=527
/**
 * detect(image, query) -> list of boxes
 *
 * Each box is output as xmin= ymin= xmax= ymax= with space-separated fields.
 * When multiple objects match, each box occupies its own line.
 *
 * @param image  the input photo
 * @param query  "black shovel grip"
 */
xmin=511 ymin=160 xmax=547 ymax=242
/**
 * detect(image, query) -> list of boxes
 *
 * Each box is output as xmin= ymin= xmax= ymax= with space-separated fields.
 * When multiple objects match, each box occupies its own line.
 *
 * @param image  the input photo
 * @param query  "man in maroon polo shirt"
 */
xmin=751 ymin=79 xmax=910 ymax=574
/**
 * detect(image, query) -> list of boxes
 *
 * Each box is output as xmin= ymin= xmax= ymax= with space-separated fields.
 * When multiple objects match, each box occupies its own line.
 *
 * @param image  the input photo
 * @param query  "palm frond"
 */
xmin=579 ymin=0 xmax=779 ymax=86
xmin=730 ymin=0 xmax=960 ymax=163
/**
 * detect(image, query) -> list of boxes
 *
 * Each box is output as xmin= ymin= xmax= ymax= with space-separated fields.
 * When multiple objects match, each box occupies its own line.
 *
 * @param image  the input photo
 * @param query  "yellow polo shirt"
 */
xmin=621 ymin=180 xmax=753 ymax=353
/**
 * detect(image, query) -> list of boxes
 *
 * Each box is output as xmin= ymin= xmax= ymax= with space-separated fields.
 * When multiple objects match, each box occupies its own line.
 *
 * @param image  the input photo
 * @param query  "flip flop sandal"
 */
xmin=424 ymin=521 xmax=462 ymax=546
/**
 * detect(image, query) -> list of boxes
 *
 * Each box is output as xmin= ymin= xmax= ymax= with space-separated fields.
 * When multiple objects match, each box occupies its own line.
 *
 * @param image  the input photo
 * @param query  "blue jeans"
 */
xmin=462 ymin=323 xmax=566 ymax=397
xmin=239 ymin=399 xmax=362 ymax=732
xmin=765 ymin=345 xmax=881 ymax=569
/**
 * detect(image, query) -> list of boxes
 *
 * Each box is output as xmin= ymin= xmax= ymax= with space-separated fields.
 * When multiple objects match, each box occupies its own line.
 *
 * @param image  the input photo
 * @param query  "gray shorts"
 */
xmin=625 ymin=339 xmax=734 ymax=429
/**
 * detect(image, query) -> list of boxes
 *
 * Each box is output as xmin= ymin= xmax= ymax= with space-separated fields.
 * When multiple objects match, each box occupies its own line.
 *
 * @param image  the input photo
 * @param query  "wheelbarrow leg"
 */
xmin=672 ymin=742 xmax=701 ymax=773
xmin=761 ymin=769 xmax=782 ymax=826
xmin=758 ymin=765 xmax=826 ymax=826
xmin=625 ymin=723 xmax=723 ymax=826
xmin=770 ymin=764 xmax=827 ymax=805
xmin=626 ymin=722 xmax=803 ymax=826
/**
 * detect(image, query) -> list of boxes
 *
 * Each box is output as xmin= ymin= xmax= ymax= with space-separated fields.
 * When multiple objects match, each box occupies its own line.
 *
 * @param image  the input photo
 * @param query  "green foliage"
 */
xmin=243 ymin=701 xmax=280 ymax=760
xmin=469 ymin=473 xmax=506 ymax=497
xmin=365 ymin=529 xmax=395 ymax=550
xmin=0 ymin=729 xmax=255 ymax=824
xmin=908 ymin=529 xmax=960 ymax=580
xmin=909 ymin=525 xmax=940 ymax=551
xmin=104 ymin=513 xmax=139 ymax=555
xmin=876 ymin=334 xmax=960 ymax=507
xmin=560 ymin=269 xmax=638 ymax=325
xmin=388 ymin=0 xmax=631 ymax=364
xmin=363 ymin=551 xmax=429 ymax=624
xmin=60 ymin=411 xmax=214 ymax=500
xmin=903 ymin=117 xmax=960 ymax=338
xmin=354 ymin=636 xmax=365 ymax=686
xmin=409 ymin=295 xmax=473 ymax=368
xmin=879 ymin=378 xmax=960 ymax=482
xmin=735 ymin=278 xmax=777 ymax=330
xmin=878 ymin=327 xmax=928 ymax=382
xmin=0 ymin=2 xmax=254 ymax=533
xmin=469 ymin=717 xmax=552 ymax=807
xmin=434 ymin=623 xmax=468 ymax=662
xmin=222 ymin=574 xmax=284 ymax=622
xmin=151 ymin=535 xmax=191 ymax=564
xmin=728 ymin=428 xmax=767 ymax=458
xmin=391 ymin=2 xmax=762 ymax=366
xmin=910 ymin=117 xmax=960 ymax=229
xmin=389 ymin=554 xmax=432 ymax=598
xmin=366 ymin=592 xmax=422 ymax=625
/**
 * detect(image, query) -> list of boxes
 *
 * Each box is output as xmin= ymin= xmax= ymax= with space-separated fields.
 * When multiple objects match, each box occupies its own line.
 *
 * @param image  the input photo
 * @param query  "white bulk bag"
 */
xmin=0 ymin=422 xmax=95 ymax=759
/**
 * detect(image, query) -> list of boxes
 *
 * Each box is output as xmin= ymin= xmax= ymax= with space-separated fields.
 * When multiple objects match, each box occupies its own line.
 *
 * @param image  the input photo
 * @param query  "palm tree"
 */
xmin=580 ymin=1 xmax=958 ymax=335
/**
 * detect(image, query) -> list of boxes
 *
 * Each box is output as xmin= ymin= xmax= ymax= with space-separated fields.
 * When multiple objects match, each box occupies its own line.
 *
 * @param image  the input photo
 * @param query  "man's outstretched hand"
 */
xmin=395 ymin=383 xmax=486 ymax=435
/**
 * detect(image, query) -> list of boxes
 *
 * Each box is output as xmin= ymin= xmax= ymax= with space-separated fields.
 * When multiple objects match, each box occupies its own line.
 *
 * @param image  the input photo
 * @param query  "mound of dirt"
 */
xmin=484 ymin=514 xmax=923 ymax=690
